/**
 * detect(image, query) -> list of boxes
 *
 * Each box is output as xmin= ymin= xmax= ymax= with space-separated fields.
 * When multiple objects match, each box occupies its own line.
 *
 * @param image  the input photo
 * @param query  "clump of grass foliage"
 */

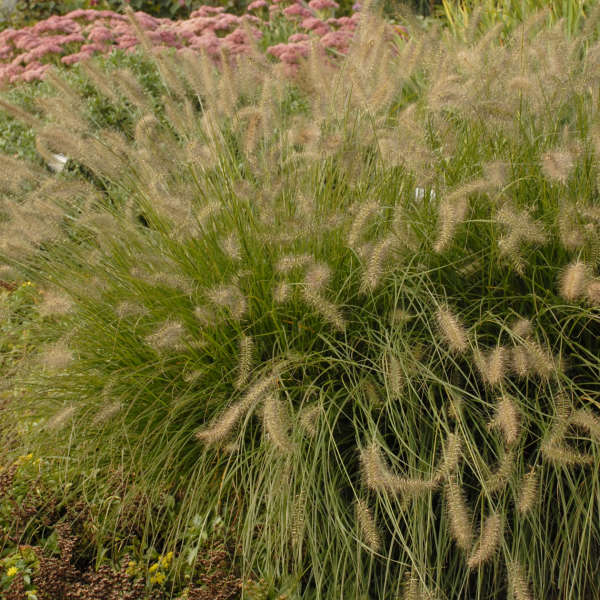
xmin=1 ymin=3 xmax=600 ymax=598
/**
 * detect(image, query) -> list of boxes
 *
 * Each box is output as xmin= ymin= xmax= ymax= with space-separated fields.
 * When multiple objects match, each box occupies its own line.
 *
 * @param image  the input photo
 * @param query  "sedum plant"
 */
xmin=1 ymin=3 xmax=600 ymax=598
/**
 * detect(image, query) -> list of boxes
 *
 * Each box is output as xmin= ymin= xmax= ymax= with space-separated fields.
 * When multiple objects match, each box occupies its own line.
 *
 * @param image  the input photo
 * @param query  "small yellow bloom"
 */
xmin=149 ymin=562 xmax=160 ymax=573
xmin=150 ymin=571 xmax=166 ymax=585
xmin=128 ymin=561 xmax=136 ymax=568
xmin=161 ymin=551 xmax=173 ymax=567
xmin=6 ymin=566 xmax=18 ymax=577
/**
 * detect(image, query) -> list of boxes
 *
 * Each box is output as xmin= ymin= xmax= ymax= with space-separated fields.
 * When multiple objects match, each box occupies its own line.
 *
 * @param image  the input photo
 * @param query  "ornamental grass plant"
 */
xmin=1 ymin=2 xmax=600 ymax=598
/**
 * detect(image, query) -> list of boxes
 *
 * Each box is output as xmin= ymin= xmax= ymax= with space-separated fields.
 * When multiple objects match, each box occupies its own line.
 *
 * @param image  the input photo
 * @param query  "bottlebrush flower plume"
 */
xmin=355 ymin=498 xmax=381 ymax=552
xmin=445 ymin=476 xmax=473 ymax=551
xmin=517 ymin=467 xmax=538 ymax=514
xmin=436 ymin=305 xmax=469 ymax=354
xmin=263 ymin=392 xmax=295 ymax=453
xmin=559 ymin=260 xmax=589 ymax=302
xmin=467 ymin=513 xmax=503 ymax=568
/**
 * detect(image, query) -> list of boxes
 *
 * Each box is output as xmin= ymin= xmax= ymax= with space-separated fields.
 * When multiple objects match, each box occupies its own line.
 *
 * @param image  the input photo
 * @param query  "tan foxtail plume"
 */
xmin=489 ymin=395 xmax=520 ymax=447
xmin=45 ymin=405 xmax=76 ymax=432
xmin=291 ymin=491 xmax=307 ymax=549
xmin=144 ymin=321 xmax=186 ymax=353
xmin=433 ymin=194 xmax=469 ymax=253
xmin=445 ymin=476 xmax=473 ymax=552
xmin=508 ymin=561 xmax=534 ymax=600
xmin=348 ymin=200 xmax=379 ymax=249
xmin=485 ymin=447 xmax=515 ymax=493
xmin=384 ymin=351 xmax=404 ymax=399
xmin=206 ymin=284 xmax=247 ymax=321
xmin=467 ymin=513 xmax=503 ymax=568
xmin=234 ymin=335 xmax=254 ymax=390
xmin=355 ymin=498 xmax=381 ymax=552
xmin=196 ymin=369 xmax=279 ymax=445
xmin=362 ymin=235 xmax=396 ymax=292
xmin=433 ymin=431 xmax=462 ymax=484
xmin=559 ymin=260 xmax=590 ymax=302
xmin=263 ymin=392 xmax=295 ymax=454
xmin=436 ymin=305 xmax=469 ymax=354
xmin=40 ymin=339 xmax=75 ymax=372
xmin=299 ymin=403 xmax=321 ymax=438
xmin=474 ymin=346 xmax=508 ymax=387
xmin=516 ymin=467 xmax=538 ymax=514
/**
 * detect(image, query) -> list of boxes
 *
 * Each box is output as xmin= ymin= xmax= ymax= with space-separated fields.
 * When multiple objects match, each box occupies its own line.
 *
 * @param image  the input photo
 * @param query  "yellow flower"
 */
xmin=150 ymin=571 xmax=166 ymax=585
xmin=6 ymin=566 xmax=18 ymax=577
xmin=149 ymin=562 xmax=160 ymax=573
xmin=161 ymin=551 xmax=173 ymax=567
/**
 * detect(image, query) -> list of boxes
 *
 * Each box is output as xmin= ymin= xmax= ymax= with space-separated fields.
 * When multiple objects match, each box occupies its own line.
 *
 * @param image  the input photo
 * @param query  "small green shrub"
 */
xmin=1 ymin=4 xmax=600 ymax=599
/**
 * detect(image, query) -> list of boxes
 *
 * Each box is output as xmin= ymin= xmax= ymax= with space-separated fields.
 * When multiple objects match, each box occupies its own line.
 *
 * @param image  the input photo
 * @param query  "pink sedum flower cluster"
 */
xmin=0 ymin=1 xmax=408 ymax=86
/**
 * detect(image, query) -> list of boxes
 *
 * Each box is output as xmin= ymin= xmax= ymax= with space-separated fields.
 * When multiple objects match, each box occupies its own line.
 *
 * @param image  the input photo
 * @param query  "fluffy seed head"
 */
xmin=475 ymin=346 xmax=508 ymax=387
xmin=41 ymin=340 xmax=74 ymax=371
xmin=511 ymin=318 xmax=533 ymax=339
xmin=508 ymin=562 xmax=533 ymax=600
xmin=434 ymin=431 xmax=462 ymax=483
xmin=234 ymin=335 xmax=254 ymax=390
xmin=207 ymin=284 xmax=247 ymax=320
xmin=355 ymin=498 xmax=381 ymax=552
xmin=569 ymin=408 xmax=600 ymax=442
xmin=115 ymin=301 xmax=148 ymax=319
xmin=304 ymin=262 xmax=332 ymax=292
xmin=291 ymin=491 xmax=306 ymax=549
xmin=585 ymin=279 xmax=600 ymax=306
xmin=485 ymin=447 xmax=515 ymax=493
xmin=263 ymin=392 xmax=295 ymax=453
xmin=490 ymin=396 xmax=520 ymax=446
xmin=38 ymin=289 xmax=73 ymax=318
xmin=510 ymin=346 xmax=529 ymax=378
xmin=93 ymin=401 xmax=122 ymax=426
xmin=445 ymin=476 xmax=473 ymax=552
xmin=195 ymin=400 xmax=247 ymax=446
xmin=384 ymin=351 xmax=404 ymax=399
xmin=302 ymin=289 xmax=346 ymax=332
xmin=299 ymin=403 xmax=321 ymax=438
xmin=433 ymin=195 xmax=469 ymax=253
xmin=362 ymin=235 xmax=395 ymax=291
xmin=559 ymin=261 xmax=589 ymax=302
xmin=45 ymin=405 xmax=76 ymax=431
xmin=144 ymin=321 xmax=185 ymax=352
xmin=436 ymin=306 xmax=469 ymax=354
xmin=541 ymin=149 xmax=574 ymax=184
xmin=273 ymin=281 xmax=292 ymax=303
xmin=348 ymin=201 xmax=379 ymax=249
xmin=467 ymin=513 xmax=503 ymax=568
xmin=276 ymin=253 xmax=314 ymax=274
xmin=361 ymin=443 xmax=392 ymax=492
xmin=517 ymin=467 xmax=538 ymax=514
xmin=540 ymin=438 xmax=594 ymax=467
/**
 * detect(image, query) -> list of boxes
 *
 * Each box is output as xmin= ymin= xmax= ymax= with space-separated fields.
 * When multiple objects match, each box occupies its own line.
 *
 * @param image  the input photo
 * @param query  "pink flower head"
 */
xmin=191 ymin=6 xmax=226 ymax=17
xmin=308 ymin=0 xmax=339 ymax=10
xmin=61 ymin=50 xmax=93 ymax=65
xmin=213 ymin=14 xmax=240 ymax=31
xmin=88 ymin=26 xmax=114 ymax=43
xmin=288 ymin=33 xmax=310 ymax=42
xmin=132 ymin=11 xmax=160 ymax=30
xmin=301 ymin=17 xmax=330 ymax=34
xmin=320 ymin=29 xmax=352 ymax=52
xmin=223 ymin=26 xmax=262 ymax=46
xmin=247 ymin=0 xmax=268 ymax=10
xmin=283 ymin=4 xmax=313 ymax=18
xmin=22 ymin=43 xmax=64 ymax=64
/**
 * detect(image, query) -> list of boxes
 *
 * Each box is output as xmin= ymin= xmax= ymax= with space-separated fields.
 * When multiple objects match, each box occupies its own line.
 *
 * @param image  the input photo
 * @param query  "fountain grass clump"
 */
xmin=1 ymin=4 xmax=600 ymax=598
